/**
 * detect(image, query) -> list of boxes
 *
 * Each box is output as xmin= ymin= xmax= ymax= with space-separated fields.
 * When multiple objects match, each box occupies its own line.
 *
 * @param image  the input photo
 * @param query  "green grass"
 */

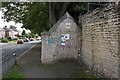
xmin=2 ymin=66 xmax=24 ymax=79
xmin=57 ymin=58 xmax=78 ymax=63
xmin=8 ymin=41 xmax=17 ymax=43
xmin=39 ymin=58 xmax=77 ymax=68
xmin=39 ymin=63 xmax=55 ymax=68
xmin=76 ymin=68 xmax=98 ymax=78
xmin=72 ymin=59 xmax=100 ymax=78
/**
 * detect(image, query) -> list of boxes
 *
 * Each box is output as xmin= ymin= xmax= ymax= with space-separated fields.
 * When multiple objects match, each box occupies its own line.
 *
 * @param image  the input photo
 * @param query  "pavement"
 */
xmin=1 ymin=40 xmax=41 ymax=75
xmin=1 ymin=41 xmax=41 ymax=57
xmin=17 ymin=42 xmax=80 ymax=78
xmin=0 ymin=42 xmax=16 ymax=48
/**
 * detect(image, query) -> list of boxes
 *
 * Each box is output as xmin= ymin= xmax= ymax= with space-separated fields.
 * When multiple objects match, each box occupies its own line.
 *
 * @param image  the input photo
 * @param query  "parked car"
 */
xmin=37 ymin=37 xmax=41 ymax=40
xmin=17 ymin=39 xmax=23 ymax=44
xmin=23 ymin=38 xmax=29 ymax=42
xmin=11 ymin=37 xmax=18 ymax=40
xmin=30 ymin=38 xmax=34 ymax=41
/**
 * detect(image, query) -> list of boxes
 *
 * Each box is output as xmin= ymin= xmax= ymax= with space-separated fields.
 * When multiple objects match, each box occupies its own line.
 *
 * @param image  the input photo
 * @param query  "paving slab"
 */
xmin=17 ymin=43 xmax=80 ymax=78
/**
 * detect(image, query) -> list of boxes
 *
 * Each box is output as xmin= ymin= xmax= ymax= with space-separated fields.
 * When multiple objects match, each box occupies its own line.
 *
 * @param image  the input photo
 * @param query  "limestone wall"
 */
xmin=80 ymin=3 xmax=119 ymax=78
xmin=56 ymin=19 xmax=79 ymax=60
xmin=41 ymin=13 xmax=80 ymax=63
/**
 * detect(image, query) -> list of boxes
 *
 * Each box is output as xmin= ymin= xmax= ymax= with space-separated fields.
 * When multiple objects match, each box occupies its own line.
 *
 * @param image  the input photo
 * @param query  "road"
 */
xmin=0 ymin=40 xmax=41 ymax=74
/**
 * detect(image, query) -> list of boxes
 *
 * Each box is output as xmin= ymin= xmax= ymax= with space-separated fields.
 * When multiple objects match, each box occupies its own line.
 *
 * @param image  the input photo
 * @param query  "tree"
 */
xmin=10 ymin=25 xmax=15 ymax=29
xmin=0 ymin=2 xmax=2 ymax=7
xmin=1 ymin=2 xmax=88 ymax=33
xmin=22 ymin=30 xmax=26 ymax=35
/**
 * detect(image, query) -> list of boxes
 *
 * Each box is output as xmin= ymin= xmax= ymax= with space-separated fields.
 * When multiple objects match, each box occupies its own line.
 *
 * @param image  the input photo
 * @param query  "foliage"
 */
xmin=67 ymin=2 xmax=88 ymax=22
xmin=0 ymin=2 xmax=2 ymax=7
xmin=21 ymin=30 xmax=26 ymax=35
xmin=1 ymin=2 xmax=88 ymax=33
xmin=2 ymin=2 xmax=30 ymax=23
xmin=22 ymin=35 xmax=26 ymax=37
xmin=18 ymin=37 xmax=22 ymax=39
xmin=18 ymin=36 xmax=25 ymax=39
xmin=18 ymin=33 xmax=34 ymax=39
xmin=72 ymin=59 xmax=99 ymax=78
xmin=9 ymin=25 xmax=14 ymax=29
xmin=1 ymin=38 xmax=9 ymax=43
xmin=39 ymin=63 xmax=55 ymax=68
xmin=30 ymin=33 xmax=36 ymax=38
xmin=9 ymin=25 xmax=16 ymax=29
xmin=8 ymin=40 xmax=17 ymax=43
xmin=2 ymin=66 xmax=24 ymax=79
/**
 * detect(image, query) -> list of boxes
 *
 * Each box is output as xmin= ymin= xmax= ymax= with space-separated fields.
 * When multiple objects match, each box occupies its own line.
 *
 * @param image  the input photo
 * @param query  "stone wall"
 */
xmin=80 ymin=3 xmax=119 ymax=78
xmin=41 ymin=12 xmax=80 ymax=63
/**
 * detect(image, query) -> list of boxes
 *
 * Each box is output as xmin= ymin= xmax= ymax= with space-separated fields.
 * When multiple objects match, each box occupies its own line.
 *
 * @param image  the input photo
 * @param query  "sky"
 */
xmin=0 ymin=9 xmax=31 ymax=33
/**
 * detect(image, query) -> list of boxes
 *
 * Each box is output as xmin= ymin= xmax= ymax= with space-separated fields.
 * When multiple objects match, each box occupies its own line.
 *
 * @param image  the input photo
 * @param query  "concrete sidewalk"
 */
xmin=17 ymin=42 xmax=80 ymax=78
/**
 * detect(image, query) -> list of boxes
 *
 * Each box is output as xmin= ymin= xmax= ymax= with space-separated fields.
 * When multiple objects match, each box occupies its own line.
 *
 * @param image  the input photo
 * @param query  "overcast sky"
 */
xmin=0 ymin=9 xmax=30 ymax=33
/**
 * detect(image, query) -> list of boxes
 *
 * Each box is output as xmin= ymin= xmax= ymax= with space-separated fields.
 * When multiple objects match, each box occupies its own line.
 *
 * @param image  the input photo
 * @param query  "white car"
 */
xmin=37 ymin=37 xmax=41 ymax=40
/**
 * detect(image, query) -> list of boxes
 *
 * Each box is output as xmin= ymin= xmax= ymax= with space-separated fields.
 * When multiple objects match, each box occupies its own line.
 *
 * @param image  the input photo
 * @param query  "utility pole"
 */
xmin=49 ymin=2 xmax=51 ymax=28
xmin=88 ymin=2 xmax=89 ymax=13
xmin=0 ymin=2 xmax=2 ymax=9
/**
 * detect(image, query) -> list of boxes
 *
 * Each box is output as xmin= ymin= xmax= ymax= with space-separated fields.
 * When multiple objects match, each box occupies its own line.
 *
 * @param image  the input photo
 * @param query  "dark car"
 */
xmin=23 ymin=38 xmax=29 ymax=42
xmin=17 ymin=39 xmax=23 ymax=44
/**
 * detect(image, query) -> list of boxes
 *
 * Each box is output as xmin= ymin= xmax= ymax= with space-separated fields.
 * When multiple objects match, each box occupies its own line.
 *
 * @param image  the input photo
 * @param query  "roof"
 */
xmin=12 ymin=29 xmax=19 ymax=32
xmin=10 ymin=27 xmax=19 ymax=32
xmin=49 ymin=12 xmax=74 ymax=33
xmin=3 ymin=27 xmax=11 ymax=31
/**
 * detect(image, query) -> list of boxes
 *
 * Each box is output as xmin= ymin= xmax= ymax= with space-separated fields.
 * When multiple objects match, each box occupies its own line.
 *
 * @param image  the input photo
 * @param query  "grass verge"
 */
xmin=39 ymin=63 xmax=55 ymax=68
xmin=39 ymin=58 xmax=77 ymax=68
xmin=2 ymin=65 xmax=24 ymax=79
xmin=71 ymin=59 xmax=100 ymax=78
xmin=8 ymin=41 xmax=17 ymax=43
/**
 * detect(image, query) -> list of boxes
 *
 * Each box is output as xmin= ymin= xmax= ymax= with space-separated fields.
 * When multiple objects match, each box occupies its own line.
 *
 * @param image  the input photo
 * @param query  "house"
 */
xmin=0 ymin=28 xmax=5 ymax=38
xmin=3 ymin=26 xmax=10 ymax=37
xmin=10 ymin=26 xmax=20 ymax=37
xmin=9 ymin=29 xmax=16 ymax=38
xmin=2 ymin=26 xmax=15 ymax=38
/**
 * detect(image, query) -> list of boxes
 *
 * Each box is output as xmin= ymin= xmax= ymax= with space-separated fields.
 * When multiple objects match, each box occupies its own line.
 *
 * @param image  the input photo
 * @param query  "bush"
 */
xmin=1 ymin=38 xmax=9 ymax=43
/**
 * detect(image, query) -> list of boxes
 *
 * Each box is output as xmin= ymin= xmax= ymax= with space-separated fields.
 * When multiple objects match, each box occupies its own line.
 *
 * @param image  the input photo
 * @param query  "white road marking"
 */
xmin=13 ymin=53 xmax=16 ymax=56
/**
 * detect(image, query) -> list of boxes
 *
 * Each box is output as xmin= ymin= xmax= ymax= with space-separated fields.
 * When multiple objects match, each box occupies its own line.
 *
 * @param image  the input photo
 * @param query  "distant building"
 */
xmin=9 ymin=29 xmax=16 ymax=38
xmin=3 ymin=26 xmax=11 ymax=37
xmin=0 ymin=28 xmax=5 ymax=38
xmin=1 ymin=26 xmax=24 ymax=38
xmin=10 ymin=26 xmax=20 ymax=37
xmin=2 ymin=26 xmax=15 ymax=38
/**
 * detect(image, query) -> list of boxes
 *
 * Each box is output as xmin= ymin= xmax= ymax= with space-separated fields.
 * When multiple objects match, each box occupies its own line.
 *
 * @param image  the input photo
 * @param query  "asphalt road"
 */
xmin=0 ymin=40 xmax=41 ymax=74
